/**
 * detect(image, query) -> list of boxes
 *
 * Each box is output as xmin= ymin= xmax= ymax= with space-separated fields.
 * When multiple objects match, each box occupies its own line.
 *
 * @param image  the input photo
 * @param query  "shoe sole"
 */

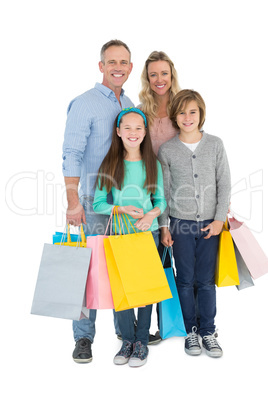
xmin=148 ymin=338 xmax=162 ymax=345
xmin=73 ymin=357 xmax=93 ymax=364
xmin=128 ymin=357 xmax=147 ymax=367
xmin=204 ymin=349 xmax=223 ymax=358
xmin=185 ymin=348 xmax=202 ymax=356
xmin=113 ymin=357 xmax=130 ymax=365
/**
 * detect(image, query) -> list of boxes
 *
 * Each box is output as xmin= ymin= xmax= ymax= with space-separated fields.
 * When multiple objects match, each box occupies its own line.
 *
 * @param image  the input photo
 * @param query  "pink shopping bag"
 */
xmin=228 ymin=215 xmax=268 ymax=279
xmin=86 ymin=235 xmax=114 ymax=309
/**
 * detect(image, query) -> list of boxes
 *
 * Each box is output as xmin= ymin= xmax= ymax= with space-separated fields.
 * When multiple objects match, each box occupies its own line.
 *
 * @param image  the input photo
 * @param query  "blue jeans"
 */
xmin=170 ymin=218 xmax=219 ymax=337
xmin=114 ymin=230 xmax=159 ymax=346
xmin=73 ymin=195 xmax=127 ymax=342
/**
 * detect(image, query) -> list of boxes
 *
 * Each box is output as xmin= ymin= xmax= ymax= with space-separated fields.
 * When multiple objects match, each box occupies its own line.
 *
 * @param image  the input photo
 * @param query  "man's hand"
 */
xmin=66 ymin=202 xmax=86 ymax=226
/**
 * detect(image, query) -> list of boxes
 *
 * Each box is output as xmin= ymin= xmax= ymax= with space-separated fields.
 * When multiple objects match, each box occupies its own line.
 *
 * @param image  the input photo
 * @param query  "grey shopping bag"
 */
xmin=234 ymin=243 xmax=254 ymax=291
xmin=31 ymin=243 xmax=92 ymax=320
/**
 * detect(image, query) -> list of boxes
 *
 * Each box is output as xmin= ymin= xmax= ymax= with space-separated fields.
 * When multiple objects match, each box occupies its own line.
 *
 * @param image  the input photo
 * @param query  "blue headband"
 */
xmin=117 ymin=107 xmax=147 ymax=128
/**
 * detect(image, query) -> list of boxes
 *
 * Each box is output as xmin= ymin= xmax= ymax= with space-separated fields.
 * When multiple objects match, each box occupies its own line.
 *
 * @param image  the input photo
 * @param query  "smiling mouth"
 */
xmin=113 ymin=73 xmax=124 ymax=78
xmin=128 ymin=137 xmax=138 ymax=141
xmin=156 ymin=84 xmax=165 ymax=88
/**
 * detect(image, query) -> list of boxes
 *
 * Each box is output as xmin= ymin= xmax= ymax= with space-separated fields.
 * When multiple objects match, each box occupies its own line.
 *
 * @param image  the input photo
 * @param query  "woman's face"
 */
xmin=147 ymin=60 xmax=172 ymax=97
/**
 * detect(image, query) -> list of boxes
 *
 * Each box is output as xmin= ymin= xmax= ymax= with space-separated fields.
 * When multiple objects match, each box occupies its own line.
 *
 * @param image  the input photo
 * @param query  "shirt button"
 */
xmin=194 ymin=174 xmax=198 ymax=178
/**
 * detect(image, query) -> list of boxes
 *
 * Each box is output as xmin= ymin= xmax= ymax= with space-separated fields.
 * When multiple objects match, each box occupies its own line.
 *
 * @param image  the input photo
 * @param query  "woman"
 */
xmin=138 ymin=51 xmax=181 ymax=343
xmin=139 ymin=50 xmax=181 ymax=154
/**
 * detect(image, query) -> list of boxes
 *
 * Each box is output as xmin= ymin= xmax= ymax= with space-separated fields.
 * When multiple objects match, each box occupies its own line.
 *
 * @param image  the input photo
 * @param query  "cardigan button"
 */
xmin=194 ymin=174 xmax=198 ymax=178
xmin=192 ymin=155 xmax=196 ymax=158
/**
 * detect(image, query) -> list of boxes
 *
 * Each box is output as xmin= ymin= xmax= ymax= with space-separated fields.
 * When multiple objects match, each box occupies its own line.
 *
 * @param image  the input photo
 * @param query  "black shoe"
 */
xmin=148 ymin=330 xmax=162 ymax=345
xmin=72 ymin=338 xmax=92 ymax=363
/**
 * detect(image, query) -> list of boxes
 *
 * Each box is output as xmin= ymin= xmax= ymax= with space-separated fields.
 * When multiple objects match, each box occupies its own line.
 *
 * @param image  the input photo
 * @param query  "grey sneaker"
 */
xmin=185 ymin=327 xmax=202 ymax=356
xmin=128 ymin=341 xmax=149 ymax=367
xmin=114 ymin=340 xmax=133 ymax=365
xmin=202 ymin=332 xmax=223 ymax=358
xmin=72 ymin=338 xmax=92 ymax=363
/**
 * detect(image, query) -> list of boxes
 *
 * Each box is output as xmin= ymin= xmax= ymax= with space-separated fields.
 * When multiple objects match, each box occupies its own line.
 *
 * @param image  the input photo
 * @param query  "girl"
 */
xmin=93 ymin=107 xmax=166 ymax=367
xmin=159 ymin=89 xmax=231 ymax=358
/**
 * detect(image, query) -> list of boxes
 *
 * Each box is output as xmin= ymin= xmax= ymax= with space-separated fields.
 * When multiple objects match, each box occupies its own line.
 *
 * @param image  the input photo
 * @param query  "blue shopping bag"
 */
xmin=159 ymin=247 xmax=187 ymax=339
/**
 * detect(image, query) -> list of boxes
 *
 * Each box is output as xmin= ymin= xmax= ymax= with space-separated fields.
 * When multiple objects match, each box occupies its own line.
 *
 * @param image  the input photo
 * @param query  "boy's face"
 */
xmin=176 ymin=100 xmax=200 ymax=134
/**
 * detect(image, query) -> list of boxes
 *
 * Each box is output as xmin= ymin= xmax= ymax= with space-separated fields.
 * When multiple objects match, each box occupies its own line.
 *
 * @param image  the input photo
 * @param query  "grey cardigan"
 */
xmin=157 ymin=131 xmax=231 ymax=226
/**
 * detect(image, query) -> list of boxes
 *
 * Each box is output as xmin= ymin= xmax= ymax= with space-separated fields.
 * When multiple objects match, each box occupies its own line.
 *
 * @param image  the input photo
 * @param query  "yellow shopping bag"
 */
xmin=104 ymin=208 xmax=172 ymax=311
xmin=215 ymin=220 xmax=240 ymax=287
xmin=53 ymin=224 xmax=87 ymax=247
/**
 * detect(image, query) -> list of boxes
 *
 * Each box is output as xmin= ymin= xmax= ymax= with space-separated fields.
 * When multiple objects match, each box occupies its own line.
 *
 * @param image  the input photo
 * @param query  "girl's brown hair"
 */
xmin=169 ymin=89 xmax=206 ymax=130
xmin=96 ymin=111 xmax=158 ymax=194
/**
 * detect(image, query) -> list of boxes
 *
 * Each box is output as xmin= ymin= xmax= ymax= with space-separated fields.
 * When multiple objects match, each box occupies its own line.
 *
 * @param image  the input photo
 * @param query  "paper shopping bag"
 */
xmin=104 ymin=229 xmax=172 ymax=312
xmin=86 ymin=235 xmax=114 ymax=309
xmin=215 ymin=221 xmax=240 ymax=287
xmin=53 ymin=224 xmax=87 ymax=247
xmin=233 ymin=242 xmax=254 ymax=291
xmin=159 ymin=248 xmax=186 ymax=339
xmin=228 ymin=215 xmax=268 ymax=279
xmin=31 ymin=243 xmax=91 ymax=320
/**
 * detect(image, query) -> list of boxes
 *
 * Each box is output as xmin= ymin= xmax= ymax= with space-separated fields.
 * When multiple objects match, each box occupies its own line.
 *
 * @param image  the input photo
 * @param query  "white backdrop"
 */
xmin=2 ymin=1 xmax=268 ymax=401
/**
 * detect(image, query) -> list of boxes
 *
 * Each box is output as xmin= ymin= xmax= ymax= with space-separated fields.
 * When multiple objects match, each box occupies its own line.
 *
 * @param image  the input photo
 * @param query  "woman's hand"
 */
xmin=200 ymin=220 xmax=224 ymax=239
xmin=161 ymin=227 xmax=174 ymax=247
xmin=117 ymin=205 xmax=144 ymax=219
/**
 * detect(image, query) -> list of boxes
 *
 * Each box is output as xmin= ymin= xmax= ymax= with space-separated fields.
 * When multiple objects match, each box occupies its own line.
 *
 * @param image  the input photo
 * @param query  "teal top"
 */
xmin=93 ymin=160 xmax=166 ymax=233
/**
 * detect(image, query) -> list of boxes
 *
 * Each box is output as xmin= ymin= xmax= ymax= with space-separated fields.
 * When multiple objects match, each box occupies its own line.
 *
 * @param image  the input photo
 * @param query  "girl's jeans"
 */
xmin=170 ymin=217 xmax=219 ymax=337
xmin=114 ymin=230 xmax=159 ymax=346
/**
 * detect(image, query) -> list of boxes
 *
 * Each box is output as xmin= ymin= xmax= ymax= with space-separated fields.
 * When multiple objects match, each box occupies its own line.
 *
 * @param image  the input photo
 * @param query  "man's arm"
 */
xmin=64 ymin=177 xmax=86 ymax=226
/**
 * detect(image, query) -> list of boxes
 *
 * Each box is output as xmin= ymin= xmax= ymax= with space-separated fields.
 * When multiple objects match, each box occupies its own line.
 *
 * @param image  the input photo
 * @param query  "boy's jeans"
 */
xmin=170 ymin=218 xmax=219 ymax=337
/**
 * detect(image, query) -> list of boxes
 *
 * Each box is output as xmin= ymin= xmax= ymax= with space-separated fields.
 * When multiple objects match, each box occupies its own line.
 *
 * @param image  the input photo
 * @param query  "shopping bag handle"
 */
xmin=60 ymin=224 xmax=86 ymax=247
xmin=161 ymin=246 xmax=172 ymax=266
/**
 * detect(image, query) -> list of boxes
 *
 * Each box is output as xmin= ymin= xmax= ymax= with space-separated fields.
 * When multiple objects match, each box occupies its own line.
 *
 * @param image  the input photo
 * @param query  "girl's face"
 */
xmin=116 ymin=113 xmax=146 ymax=152
xmin=176 ymin=100 xmax=200 ymax=135
xmin=147 ymin=60 xmax=172 ymax=97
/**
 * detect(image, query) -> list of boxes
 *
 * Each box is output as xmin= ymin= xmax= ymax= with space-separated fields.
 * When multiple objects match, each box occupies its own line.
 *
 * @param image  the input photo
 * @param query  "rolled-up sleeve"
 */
xmin=62 ymin=97 xmax=92 ymax=177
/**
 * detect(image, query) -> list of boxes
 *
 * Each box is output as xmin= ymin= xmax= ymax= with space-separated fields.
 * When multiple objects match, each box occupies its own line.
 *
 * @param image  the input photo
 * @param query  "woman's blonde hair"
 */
xmin=139 ymin=51 xmax=181 ymax=126
xmin=169 ymin=89 xmax=206 ymax=130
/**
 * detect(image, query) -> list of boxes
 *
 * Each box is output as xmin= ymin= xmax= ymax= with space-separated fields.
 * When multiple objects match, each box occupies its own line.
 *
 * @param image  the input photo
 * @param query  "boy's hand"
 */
xmin=201 ymin=220 xmax=224 ymax=239
xmin=161 ymin=227 xmax=174 ymax=247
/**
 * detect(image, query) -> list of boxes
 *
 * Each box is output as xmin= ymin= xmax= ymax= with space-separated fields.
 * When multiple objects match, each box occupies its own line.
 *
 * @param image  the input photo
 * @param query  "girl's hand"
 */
xmin=134 ymin=213 xmax=154 ymax=231
xmin=161 ymin=227 xmax=174 ymax=247
xmin=201 ymin=220 xmax=224 ymax=239
xmin=117 ymin=205 xmax=144 ymax=219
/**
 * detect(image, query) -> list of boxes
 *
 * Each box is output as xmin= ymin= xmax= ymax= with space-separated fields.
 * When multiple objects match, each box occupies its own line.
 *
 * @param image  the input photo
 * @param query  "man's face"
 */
xmin=99 ymin=46 xmax=133 ymax=92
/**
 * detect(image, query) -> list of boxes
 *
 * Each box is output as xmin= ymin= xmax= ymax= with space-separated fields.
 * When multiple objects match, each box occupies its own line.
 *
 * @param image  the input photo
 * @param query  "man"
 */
xmin=62 ymin=40 xmax=134 ymax=363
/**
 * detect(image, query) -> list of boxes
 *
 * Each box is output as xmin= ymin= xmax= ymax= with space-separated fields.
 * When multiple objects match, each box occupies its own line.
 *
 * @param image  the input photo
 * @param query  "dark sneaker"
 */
xmin=128 ymin=341 xmax=149 ymax=367
xmin=185 ymin=327 xmax=202 ymax=356
xmin=202 ymin=333 xmax=223 ymax=358
xmin=113 ymin=340 xmax=133 ymax=365
xmin=148 ymin=330 xmax=162 ymax=345
xmin=72 ymin=338 xmax=92 ymax=363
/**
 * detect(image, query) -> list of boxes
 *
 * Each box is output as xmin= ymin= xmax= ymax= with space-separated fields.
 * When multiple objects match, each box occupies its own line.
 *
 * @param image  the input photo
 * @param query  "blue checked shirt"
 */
xmin=62 ymin=83 xmax=134 ymax=197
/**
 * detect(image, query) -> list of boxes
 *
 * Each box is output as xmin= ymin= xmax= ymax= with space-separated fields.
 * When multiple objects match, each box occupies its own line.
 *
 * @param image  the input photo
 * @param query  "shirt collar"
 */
xmin=94 ymin=82 xmax=125 ymax=100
